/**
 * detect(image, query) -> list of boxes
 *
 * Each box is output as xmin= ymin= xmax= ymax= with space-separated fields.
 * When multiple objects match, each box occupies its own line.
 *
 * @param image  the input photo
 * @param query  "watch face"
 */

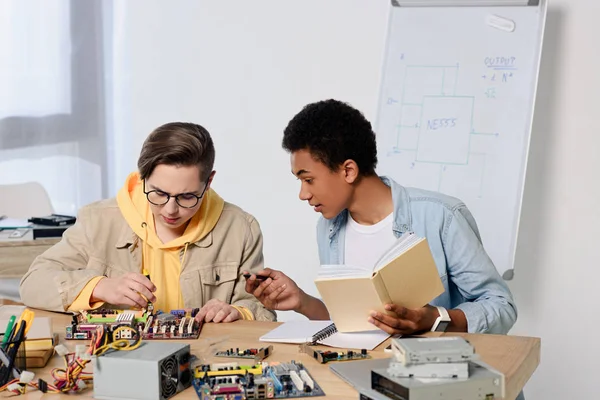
xmin=435 ymin=321 xmax=450 ymax=332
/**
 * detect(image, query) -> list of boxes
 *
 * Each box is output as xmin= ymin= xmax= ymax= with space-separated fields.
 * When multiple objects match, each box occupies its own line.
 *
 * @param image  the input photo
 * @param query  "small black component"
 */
xmin=243 ymin=273 xmax=269 ymax=280
xmin=38 ymin=379 xmax=48 ymax=393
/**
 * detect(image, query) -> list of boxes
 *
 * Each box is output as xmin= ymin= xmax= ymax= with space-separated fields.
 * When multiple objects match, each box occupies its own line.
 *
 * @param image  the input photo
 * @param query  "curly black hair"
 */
xmin=282 ymin=99 xmax=378 ymax=176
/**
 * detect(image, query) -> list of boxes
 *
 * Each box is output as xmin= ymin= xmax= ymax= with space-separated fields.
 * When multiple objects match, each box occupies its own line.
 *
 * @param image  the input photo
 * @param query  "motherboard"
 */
xmin=192 ymin=361 xmax=325 ymax=399
xmin=65 ymin=307 xmax=203 ymax=341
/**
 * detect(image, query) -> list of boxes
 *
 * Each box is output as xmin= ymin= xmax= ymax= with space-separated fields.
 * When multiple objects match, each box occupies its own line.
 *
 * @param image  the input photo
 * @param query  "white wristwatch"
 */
xmin=431 ymin=306 xmax=451 ymax=332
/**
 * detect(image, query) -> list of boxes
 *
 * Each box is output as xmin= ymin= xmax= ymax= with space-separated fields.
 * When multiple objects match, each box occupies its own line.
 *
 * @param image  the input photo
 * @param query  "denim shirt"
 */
xmin=316 ymin=176 xmax=517 ymax=334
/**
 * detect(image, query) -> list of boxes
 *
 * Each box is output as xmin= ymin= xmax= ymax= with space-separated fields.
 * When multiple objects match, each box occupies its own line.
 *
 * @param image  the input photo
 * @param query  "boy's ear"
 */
xmin=206 ymin=170 xmax=216 ymax=189
xmin=341 ymin=160 xmax=359 ymax=184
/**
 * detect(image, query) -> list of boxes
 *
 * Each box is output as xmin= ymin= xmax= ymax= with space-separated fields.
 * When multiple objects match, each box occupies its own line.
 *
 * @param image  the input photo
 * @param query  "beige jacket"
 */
xmin=19 ymin=198 xmax=276 ymax=321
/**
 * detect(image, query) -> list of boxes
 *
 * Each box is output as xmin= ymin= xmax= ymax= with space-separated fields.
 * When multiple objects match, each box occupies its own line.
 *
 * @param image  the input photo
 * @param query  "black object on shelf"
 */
xmin=32 ymin=224 xmax=72 ymax=240
xmin=28 ymin=214 xmax=76 ymax=227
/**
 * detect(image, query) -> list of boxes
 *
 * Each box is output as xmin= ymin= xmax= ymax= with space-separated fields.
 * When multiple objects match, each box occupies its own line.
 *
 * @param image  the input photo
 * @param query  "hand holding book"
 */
xmin=368 ymin=303 xmax=439 ymax=335
xmin=315 ymin=232 xmax=444 ymax=333
xmin=369 ymin=303 xmax=468 ymax=335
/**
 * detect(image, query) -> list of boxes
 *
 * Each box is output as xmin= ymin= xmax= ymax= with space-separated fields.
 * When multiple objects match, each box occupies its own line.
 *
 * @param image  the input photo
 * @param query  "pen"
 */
xmin=1 ymin=315 xmax=16 ymax=347
xmin=17 ymin=309 xmax=35 ymax=338
xmin=243 ymin=273 xmax=269 ymax=281
xmin=4 ymin=321 xmax=26 ymax=380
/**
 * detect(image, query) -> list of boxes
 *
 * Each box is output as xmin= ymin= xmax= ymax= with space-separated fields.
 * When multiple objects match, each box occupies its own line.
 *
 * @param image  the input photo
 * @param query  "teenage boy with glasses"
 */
xmin=20 ymin=122 xmax=275 ymax=323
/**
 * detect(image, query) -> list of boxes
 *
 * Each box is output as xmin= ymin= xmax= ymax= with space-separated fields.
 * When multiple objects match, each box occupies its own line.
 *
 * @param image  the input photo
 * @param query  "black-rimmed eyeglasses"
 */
xmin=143 ymin=179 xmax=209 ymax=208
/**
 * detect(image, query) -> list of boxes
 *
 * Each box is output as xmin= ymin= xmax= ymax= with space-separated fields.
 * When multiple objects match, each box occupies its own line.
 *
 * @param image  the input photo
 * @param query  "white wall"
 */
xmin=108 ymin=0 xmax=391 ymax=319
xmin=112 ymin=1 xmax=599 ymax=399
xmin=506 ymin=0 xmax=600 ymax=398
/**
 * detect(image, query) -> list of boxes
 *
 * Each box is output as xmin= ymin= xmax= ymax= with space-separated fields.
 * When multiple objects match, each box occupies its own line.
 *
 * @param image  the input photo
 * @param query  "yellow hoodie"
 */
xmin=69 ymin=172 xmax=225 ymax=312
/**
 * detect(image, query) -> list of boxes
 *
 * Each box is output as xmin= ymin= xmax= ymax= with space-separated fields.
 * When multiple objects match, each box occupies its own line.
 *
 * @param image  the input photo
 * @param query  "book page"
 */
xmin=373 ymin=232 xmax=422 ymax=271
xmin=317 ymin=264 xmax=371 ymax=280
xmin=315 ymin=276 xmax=387 ymax=332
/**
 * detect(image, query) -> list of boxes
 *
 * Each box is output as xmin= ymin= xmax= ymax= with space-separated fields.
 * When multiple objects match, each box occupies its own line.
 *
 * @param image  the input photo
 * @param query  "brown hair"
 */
xmin=138 ymin=122 xmax=215 ymax=181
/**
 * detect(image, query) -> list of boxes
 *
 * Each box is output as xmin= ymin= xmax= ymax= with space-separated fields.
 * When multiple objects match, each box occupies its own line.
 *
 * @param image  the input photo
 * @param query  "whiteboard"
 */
xmin=375 ymin=0 xmax=547 ymax=279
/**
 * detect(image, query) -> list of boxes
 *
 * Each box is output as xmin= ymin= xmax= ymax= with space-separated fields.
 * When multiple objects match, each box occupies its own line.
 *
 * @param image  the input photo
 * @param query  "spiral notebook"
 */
xmin=258 ymin=320 xmax=390 ymax=350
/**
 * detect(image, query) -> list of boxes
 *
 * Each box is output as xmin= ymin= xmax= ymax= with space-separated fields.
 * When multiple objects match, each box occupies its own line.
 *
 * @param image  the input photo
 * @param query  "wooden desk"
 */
xmin=10 ymin=311 xmax=540 ymax=400
xmin=0 ymin=231 xmax=59 ymax=278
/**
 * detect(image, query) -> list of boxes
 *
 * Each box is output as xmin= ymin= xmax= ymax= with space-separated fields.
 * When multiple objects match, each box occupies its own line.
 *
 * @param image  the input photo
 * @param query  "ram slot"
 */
xmin=289 ymin=371 xmax=303 ymax=391
xmin=187 ymin=318 xmax=195 ymax=335
xmin=299 ymin=370 xmax=314 ymax=389
xmin=179 ymin=317 xmax=187 ymax=334
xmin=211 ymin=375 xmax=240 ymax=382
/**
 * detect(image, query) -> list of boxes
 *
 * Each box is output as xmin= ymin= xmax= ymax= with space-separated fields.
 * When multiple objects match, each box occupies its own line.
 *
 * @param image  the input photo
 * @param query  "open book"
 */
xmin=315 ymin=232 xmax=444 ymax=333
xmin=258 ymin=320 xmax=390 ymax=351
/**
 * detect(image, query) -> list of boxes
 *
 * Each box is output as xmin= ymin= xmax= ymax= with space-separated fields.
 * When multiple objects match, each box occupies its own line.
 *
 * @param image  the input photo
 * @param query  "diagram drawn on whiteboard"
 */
xmin=381 ymin=60 xmax=516 ymax=199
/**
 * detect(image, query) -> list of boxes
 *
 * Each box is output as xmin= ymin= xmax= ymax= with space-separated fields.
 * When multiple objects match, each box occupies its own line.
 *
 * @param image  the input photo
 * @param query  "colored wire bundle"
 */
xmin=0 ymin=324 xmax=141 ymax=395
xmin=0 ymin=377 xmax=60 ymax=395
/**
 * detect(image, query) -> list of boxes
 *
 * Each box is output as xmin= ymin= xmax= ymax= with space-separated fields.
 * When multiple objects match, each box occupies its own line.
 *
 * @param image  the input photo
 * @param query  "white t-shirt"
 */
xmin=344 ymin=212 xmax=396 ymax=271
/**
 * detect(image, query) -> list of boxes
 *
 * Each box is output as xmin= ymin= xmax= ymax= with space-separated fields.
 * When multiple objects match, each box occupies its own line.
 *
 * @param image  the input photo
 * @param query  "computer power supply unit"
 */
xmin=93 ymin=341 xmax=192 ymax=400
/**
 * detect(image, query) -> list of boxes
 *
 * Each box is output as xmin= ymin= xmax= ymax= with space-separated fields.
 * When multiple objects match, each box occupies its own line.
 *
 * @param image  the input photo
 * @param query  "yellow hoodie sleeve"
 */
xmin=231 ymin=305 xmax=255 ymax=321
xmin=67 ymin=276 xmax=106 ymax=311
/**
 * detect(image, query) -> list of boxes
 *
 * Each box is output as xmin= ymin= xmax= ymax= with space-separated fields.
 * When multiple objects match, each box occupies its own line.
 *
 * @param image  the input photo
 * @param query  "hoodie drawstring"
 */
xmin=181 ymin=242 xmax=190 ymax=266
xmin=141 ymin=222 xmax=149 ymax=275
